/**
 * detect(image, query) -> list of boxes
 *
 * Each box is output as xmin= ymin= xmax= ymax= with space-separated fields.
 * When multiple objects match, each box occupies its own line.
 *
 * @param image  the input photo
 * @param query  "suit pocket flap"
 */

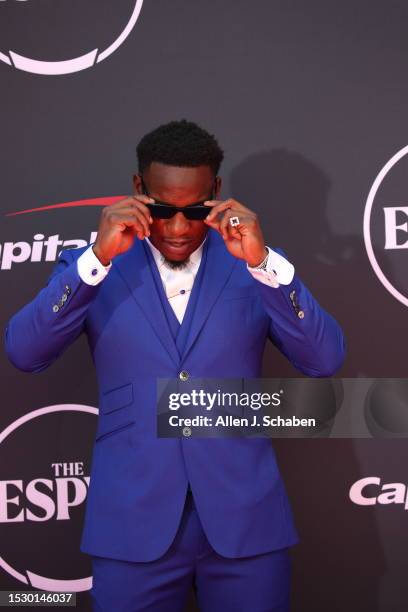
xmin=100 ymin=383 xmax=134 ymax=414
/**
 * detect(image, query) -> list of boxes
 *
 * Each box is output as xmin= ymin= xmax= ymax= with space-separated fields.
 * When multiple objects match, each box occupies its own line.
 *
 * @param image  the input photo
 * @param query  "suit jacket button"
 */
xmin=183 ymin=426 xmax=192 ymax=437
xmin=179 ymin=370 xmax=190 ymax=382
xmin=297 ymin=310 xmax=305 ymax=319
xmin=52 ymin=305 xmax=59 ymax=313
xmin=61 ymin=293 xmax=67 ymax=302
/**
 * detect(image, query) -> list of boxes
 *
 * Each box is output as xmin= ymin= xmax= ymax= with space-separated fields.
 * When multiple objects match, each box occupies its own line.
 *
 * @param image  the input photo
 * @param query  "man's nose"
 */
xmin=167 ymin=211 xmax=190 ymax=234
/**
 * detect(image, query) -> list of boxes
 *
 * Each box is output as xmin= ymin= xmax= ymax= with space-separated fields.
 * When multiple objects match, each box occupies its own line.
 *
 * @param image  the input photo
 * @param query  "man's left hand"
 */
xmin=204 ymin=198 xmax=267 ymax=267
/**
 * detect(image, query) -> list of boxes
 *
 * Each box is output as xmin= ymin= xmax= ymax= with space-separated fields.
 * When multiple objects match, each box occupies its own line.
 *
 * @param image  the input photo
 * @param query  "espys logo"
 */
xmin=0 ymin=404 xmax=97 ymax=591
xmin=364 ymin=145 xmax=408 ymax=307
xmin=0 ymin=0 xmax=143 ymax=75
xmin=349 ymin=477 xmax=408 ymax=510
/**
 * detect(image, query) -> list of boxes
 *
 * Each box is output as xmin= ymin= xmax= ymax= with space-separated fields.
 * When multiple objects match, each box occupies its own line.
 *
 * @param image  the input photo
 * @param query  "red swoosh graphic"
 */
xmin=6 ymin=196 xmax=125 ymax=216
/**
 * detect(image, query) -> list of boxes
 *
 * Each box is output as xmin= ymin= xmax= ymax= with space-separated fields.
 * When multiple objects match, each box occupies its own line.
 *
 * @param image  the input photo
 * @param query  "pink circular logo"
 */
xmin=0 ymin=0 xmax=143 ymax=75
xmin=364 ymin=145 xmax=408 ymax=307
xmin=0 ymin=404 xmax=97 ymax=592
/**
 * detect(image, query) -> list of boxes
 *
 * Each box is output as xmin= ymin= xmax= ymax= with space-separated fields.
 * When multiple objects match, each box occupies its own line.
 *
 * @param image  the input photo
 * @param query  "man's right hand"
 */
xmin=92 ymin=196 xmax=155 ymax=265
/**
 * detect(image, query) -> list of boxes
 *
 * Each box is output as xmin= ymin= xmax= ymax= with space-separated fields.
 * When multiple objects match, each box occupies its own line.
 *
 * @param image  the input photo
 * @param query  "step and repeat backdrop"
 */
xmin=1 ymin=1 xmax=408 ymax=610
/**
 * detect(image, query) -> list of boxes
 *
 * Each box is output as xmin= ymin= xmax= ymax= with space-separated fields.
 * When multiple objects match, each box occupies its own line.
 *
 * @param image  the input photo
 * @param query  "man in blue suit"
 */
xmin=5 ymin=120 xmax=345 ymax=611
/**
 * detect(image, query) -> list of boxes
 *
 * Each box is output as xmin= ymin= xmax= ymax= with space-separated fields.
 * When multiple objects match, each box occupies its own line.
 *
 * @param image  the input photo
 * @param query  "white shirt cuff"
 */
xmin=247 ymin=246 xmax=295 ymax=288
xmin=77 ymin=244 xmax=112 ymax=286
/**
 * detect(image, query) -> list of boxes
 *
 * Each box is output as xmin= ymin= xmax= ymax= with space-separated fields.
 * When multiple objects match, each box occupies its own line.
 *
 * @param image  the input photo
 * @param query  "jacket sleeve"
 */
xmin=260 ymin=249 xmax=346 ymax=377
xmin=4 ymin=247 xmax=101 ymax=373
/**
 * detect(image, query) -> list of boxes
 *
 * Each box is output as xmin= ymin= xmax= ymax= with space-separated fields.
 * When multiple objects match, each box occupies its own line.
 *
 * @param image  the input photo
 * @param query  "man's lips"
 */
xmin=162 ymin=240 xmax=192 ymax=250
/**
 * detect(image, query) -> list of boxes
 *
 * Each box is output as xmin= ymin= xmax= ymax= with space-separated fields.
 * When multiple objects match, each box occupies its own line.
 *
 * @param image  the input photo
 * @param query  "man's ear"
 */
xmin=214 ymin=175 xmax=222 ymax=198
xmin=133 ymin=173 xmax=142 ymax=194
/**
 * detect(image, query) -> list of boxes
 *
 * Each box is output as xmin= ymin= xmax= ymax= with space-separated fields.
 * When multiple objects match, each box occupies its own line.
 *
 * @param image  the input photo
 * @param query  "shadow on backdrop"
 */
xmin=230 ymin=148 xmax=402 ymax=378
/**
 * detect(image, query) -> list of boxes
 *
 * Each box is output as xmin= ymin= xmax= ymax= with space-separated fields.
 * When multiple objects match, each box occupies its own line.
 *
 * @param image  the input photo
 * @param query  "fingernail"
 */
xmin=149 ymin=217 xmax=153 ymax=223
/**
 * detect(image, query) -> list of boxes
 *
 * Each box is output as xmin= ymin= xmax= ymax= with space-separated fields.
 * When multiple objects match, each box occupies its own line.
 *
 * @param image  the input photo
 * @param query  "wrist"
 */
xmin=92 ymin=245 xmax=111 ymax=267
xmin=247 ymin=247 xmax=269 ymax=269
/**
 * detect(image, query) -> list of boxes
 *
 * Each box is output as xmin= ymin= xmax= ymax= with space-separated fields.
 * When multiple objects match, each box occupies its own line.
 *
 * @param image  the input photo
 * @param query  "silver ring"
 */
xmin=229 ymin=216 xmax=240 ymax=227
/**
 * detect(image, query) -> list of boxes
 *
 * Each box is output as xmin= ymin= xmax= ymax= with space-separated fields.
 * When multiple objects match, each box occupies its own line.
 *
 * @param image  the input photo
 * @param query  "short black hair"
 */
xmin=136 ymin=119 xmax=224 ymax=175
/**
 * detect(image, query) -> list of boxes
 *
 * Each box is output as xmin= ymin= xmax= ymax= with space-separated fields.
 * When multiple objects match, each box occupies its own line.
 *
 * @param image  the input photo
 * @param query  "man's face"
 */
xmin=133 ymin=162 xmax=220 ymax=264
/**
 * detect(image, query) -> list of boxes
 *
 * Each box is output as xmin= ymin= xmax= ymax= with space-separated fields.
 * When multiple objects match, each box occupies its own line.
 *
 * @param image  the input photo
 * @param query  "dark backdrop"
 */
xmin=1 ymin=2 xmax=407 ymax=610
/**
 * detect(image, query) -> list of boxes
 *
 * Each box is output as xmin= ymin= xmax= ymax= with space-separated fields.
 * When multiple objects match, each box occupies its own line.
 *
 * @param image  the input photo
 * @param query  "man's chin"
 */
xmin=163 ymin=256 xmax=190 ymax=270
xmin=161 ymin=243 xmax=193 ymax=261
xmin=160 ymin=244 xmax=193 ymax=265
xmin=162 ymin=250 xmax=190 ymax=262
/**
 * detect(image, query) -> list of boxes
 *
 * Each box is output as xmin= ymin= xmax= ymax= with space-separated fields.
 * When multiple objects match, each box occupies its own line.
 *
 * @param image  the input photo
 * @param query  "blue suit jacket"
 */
xmin=5 ymin=230 xmax=345 ymax=561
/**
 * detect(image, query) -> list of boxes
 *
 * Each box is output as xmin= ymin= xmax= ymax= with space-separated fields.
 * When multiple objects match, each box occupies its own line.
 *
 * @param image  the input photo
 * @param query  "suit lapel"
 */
xmin=112 ymin=231 xmax=237 ymax=365
xmin=113 ymin=240 xmax=180 ymax=365
xmin=181 ymin=230 xmax=237 ymax=360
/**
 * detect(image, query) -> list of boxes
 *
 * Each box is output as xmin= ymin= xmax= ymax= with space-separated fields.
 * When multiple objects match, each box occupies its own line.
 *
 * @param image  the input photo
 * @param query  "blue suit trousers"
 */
xmin=90 ymin=491 xmax=291 ymax=612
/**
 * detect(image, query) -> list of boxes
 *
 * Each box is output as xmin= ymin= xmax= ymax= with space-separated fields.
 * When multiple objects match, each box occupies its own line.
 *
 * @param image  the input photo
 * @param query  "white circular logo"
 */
xmin=0 ymin=404 xmax=97 ymax=591
xmin=364 ymin=145 xmax=408 ymax=307
xmin=0 ymin=0 xmax=143 ymax=75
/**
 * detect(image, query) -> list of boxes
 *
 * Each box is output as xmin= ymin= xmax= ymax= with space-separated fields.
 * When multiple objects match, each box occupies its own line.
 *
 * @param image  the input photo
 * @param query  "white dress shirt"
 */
xmin=143 ymin=238 xmax=204 ymax=323
xmin=76 ymin=239 xmax=295 ymax=323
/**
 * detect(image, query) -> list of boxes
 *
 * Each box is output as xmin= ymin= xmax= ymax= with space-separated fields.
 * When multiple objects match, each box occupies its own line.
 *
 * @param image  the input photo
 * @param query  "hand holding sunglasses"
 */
xmin=92 ymin=195 xmax=154 ymax=266
xmin=203 ymin=197 xmax=268 ymax=268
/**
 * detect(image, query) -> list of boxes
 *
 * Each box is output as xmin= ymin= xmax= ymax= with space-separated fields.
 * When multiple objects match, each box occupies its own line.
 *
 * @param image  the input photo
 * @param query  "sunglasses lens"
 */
xmin=183 ymin=206 xmax=209 ymax=220
xmin=146 ymin=203 xmax=209 ymax=220
xmin=147 ymin=204 xmax=175 ymax=219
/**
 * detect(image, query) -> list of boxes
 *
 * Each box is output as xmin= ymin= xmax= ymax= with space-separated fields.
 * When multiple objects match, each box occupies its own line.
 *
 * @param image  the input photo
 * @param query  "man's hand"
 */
xmin=204 ymin=198 xmax=267 ymax=267
xmin=92 ymin=196 xmax=154 ymax=265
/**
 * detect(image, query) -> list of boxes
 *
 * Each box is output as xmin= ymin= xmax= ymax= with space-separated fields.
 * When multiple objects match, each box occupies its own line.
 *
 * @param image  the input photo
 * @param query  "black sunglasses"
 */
xmin=140 ymin=177 xmax=214 ymax=221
